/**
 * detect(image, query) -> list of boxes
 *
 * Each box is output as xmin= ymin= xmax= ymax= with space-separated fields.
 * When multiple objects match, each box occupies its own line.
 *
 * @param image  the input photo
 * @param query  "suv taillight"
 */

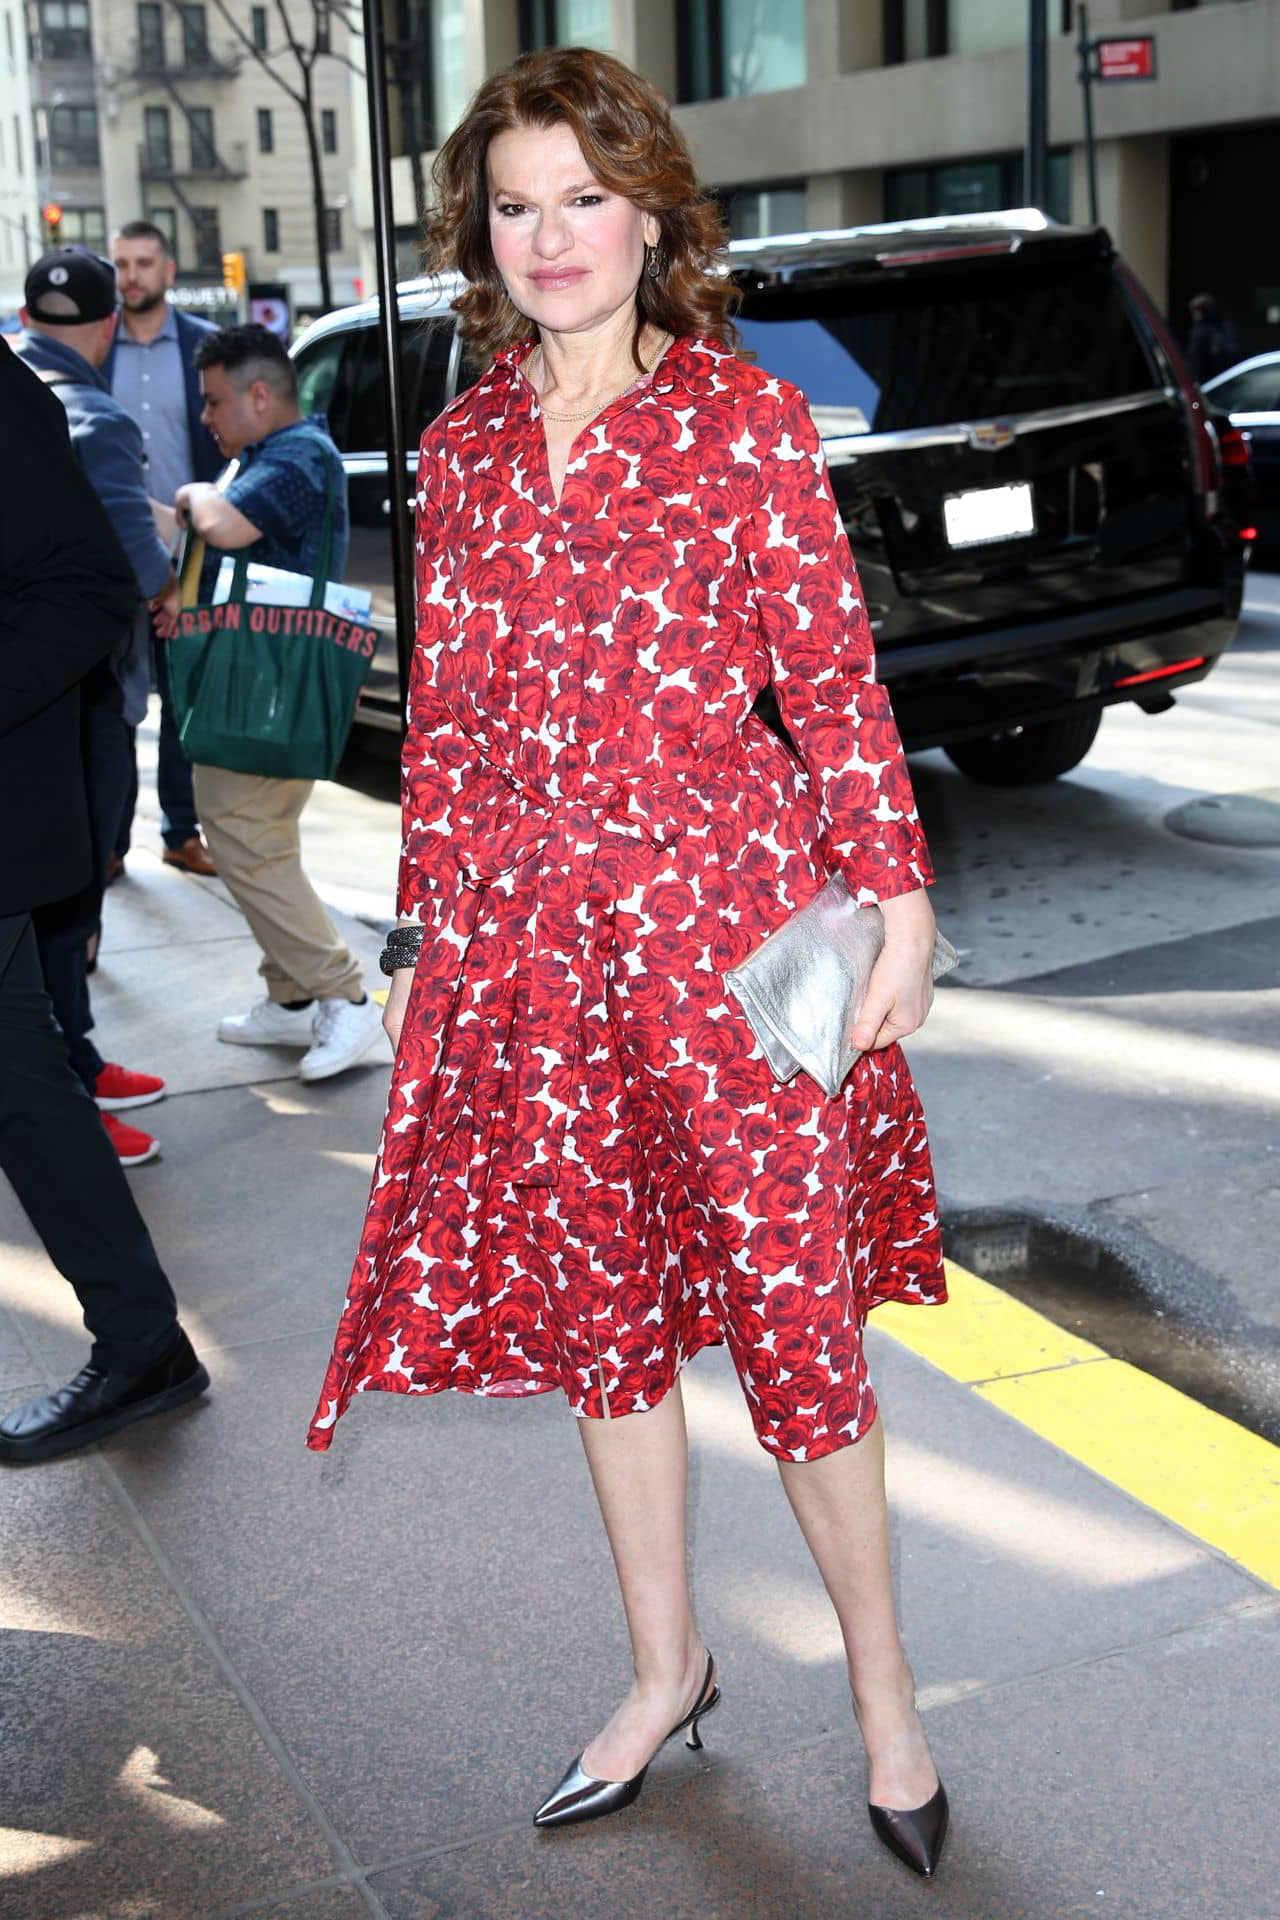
xmin=1217 ymin=424 xmax=1253 ymax=470
xmin=1117 ymin=265 xmax=1220 ymax=506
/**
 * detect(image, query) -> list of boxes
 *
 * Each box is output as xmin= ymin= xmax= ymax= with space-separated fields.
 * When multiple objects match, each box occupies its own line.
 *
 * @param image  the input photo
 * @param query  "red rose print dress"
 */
xmin=307 ymin=334 xmax=945 ymax=1463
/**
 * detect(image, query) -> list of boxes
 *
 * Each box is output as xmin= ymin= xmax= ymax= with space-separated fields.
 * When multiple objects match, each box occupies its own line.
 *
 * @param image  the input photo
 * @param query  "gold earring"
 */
xmin=646 ymin=244 xmax=660 ymax=279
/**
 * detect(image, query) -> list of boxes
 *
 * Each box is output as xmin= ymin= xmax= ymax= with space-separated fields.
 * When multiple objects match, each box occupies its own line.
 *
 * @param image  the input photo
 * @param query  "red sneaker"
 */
xmin=102 ymin=1113 xmax=161 ymax=1167
xmin=93 ymin=1063 xmax=166 ymax=1111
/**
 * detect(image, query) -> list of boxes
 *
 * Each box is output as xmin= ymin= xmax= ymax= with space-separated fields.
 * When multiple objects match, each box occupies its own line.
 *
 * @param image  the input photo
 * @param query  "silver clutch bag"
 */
xmin=724 ymin=873 xmax=958 ymax=1098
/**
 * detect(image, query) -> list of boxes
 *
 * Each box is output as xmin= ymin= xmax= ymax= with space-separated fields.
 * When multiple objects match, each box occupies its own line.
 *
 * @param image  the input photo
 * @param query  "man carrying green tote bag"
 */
xmin=158 ymin=324 xmax=385 ymax=1084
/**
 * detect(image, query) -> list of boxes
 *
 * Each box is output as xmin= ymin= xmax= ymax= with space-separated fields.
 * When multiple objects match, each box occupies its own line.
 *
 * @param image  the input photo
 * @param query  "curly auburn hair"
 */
xmin=424 ymin=46 xmax=739 ymax=369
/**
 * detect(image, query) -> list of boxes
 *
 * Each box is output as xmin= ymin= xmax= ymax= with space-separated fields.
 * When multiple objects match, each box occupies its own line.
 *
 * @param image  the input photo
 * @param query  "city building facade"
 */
xmin=359 ymin=0 xmax=1280 ymax=356
xmin=4 ymin=0 xmax=363 ymax=321
xmin=0 ymin=0 xmax=41 ymax=311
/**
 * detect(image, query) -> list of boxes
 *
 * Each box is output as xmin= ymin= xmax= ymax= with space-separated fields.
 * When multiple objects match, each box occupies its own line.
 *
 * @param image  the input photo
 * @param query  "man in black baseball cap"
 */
xmin=23 ymin=244 xmax=118 ymax=324
xmin=16 ymin=246 xmax=180 ymax=1166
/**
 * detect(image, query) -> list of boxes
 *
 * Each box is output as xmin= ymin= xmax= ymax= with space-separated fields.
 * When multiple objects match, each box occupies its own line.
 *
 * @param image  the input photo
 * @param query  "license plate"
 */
xmin=943 ymin=482 xmax=1036 ymax=548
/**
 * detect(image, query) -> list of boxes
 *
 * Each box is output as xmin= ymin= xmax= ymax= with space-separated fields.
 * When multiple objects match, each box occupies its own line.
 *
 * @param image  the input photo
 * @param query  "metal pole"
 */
xmin=361 ymin=0 xmax=416 ymax=726
xmin=1025 ymin=0 xmax=1048 ymax=211
xmin=1077 ymin=2 xmax=1099 ymax=224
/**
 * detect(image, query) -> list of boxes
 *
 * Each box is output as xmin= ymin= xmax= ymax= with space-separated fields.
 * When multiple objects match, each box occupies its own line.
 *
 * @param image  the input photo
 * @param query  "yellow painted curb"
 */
xmin=877 ymin=1261 xmax=1280 ymax=1591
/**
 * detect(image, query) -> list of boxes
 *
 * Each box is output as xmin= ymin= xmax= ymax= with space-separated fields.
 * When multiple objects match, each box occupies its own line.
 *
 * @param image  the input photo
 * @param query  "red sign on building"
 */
xmin=1096 ymin=36 xmax=1157 ymax=82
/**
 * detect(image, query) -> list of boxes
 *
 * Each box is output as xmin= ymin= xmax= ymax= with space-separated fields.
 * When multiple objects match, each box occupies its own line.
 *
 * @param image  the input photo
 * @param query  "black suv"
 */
xmin=293 ymin=212 xmax=1247 ymax=784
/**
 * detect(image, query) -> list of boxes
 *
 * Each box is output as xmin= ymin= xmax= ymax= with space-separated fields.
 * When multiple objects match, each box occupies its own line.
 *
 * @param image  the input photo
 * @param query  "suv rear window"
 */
xmin=293 ymin=317 xmax=454 ymax=455
xmin=736 ymin=253 xmax=1158 ymax=438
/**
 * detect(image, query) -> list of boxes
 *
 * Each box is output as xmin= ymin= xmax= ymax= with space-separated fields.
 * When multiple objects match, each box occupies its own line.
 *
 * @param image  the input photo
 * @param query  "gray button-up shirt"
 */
xmin=110 ymin=304 xmax=192 ymax=510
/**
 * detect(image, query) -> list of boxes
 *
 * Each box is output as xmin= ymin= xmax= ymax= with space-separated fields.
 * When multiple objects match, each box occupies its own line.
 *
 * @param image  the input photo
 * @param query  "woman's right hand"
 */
xmin=382 ymin=965 xmax=415 ymax=1052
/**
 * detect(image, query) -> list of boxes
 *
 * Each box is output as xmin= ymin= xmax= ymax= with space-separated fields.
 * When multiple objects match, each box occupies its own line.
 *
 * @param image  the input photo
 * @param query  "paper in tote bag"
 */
xmin=168 ymin=484 xmax=377 ymax=781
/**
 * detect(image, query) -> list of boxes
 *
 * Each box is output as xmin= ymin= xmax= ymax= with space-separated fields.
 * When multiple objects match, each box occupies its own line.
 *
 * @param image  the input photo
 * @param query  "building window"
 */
xmin=250 ymin=4 xmax=267 ymax=49
xmin=188 ymin=106 xmax=216 ymax=171
xmin=179 ymin=3 xmax=210 ymax=65
xmin=885 ymin=148 xmax=1072 ymax=224
xmin=315 ymin=3 xmax=330 ymax=53
xmin=191 ymin=205 xmax=221 ymax=273
xmin=143 ymin=105 xmax=172 ymax=170
xmin=721 ymin=179 xmax=808 ymax=240
xmin=35 ymin=0 xmax=92 ymax=60
xmin=136 ymin=1 xmax=164 ymax=66
xmin=148 ymin=204 xmax=178 ymax=258
xmin=679 ymin=0 xmax=806 ymax=103
xmin=884 ymin=1 xmax=1072 ymax=63
xmin=324 ymin=206 xmax=343 ymax=251
xmin=13 ymin=113 xmax=24 ymax=174
xmin=257 ymin=106 xmax=273 ymax=154
xmin=263 ymin=206 xmax=279 ymax=252
xmin=321 ymin=107 xmax=338 ymax=154
xmin=48 ymin=102 xmax=99 ymax=168
xmin=58 ymin=204 xmax=107 ymax=248
xmin=429 ymin=0 xmax=470 ymax=142
xmin=520 ymin=0 xmax=612 ymax=52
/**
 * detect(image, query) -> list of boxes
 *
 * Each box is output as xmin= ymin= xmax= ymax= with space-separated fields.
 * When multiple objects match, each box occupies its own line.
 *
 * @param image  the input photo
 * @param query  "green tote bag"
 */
xmin=168 ymin=489 xmax=377 ymax=782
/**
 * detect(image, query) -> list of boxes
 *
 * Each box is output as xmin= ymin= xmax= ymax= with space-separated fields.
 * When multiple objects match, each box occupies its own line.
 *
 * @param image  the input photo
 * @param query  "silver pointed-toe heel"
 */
xmin=532 ymin=1650 xmax=720 ymax=1830
xmin=868 ymin=1779 xmax=949 ymax=1877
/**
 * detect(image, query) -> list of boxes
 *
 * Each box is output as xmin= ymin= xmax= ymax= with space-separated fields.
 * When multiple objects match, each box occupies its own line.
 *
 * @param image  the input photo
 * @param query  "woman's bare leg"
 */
xmin=776 ymin=1415 xmax=939 ymax=1809
xmin=574 ymin=1380 xmax=710 ymax=1782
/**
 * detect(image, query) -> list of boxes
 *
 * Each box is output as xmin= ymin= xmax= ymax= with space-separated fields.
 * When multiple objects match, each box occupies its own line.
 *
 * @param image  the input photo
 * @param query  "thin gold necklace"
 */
xmin=531 ymin=332 xmax=671 ymax=424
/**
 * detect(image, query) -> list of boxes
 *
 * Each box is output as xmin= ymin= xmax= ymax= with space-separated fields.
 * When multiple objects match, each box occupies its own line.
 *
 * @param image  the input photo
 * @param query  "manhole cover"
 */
xmin=1164 ymin=787 xmax=1280 ymax=847
xmin=944 ymin=1209 xmax=1280 ymax=1444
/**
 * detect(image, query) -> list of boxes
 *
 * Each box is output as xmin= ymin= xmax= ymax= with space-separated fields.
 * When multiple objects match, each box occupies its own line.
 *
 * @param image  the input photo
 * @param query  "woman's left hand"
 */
xmin=848 ymin=886 xmax=937 ymax=1053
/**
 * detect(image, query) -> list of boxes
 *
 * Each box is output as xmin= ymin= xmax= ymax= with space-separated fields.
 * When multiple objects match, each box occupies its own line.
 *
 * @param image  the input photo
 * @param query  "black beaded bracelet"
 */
xmin=378 ymin=924 xmax=426 ymax=976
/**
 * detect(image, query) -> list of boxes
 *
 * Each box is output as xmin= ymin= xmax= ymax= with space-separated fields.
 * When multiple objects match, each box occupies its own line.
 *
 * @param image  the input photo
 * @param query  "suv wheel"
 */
xmin=944 ymin=710 xmax=1102 ymax=786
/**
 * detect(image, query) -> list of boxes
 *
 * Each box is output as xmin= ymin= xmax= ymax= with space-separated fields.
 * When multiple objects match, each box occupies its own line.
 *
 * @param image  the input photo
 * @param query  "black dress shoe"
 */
xmin=868 ymin=1780 xmax=949 ymax=1877
xmin=0 ymin=1330 xmax=209 ymax=1465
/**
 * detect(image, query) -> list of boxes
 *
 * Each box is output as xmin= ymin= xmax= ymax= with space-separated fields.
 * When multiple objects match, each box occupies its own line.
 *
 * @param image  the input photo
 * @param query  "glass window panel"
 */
xmin=257 ymin=107 xmax=273 ymax=153
xmin=430 ymin=0 xmax=468 ymax=142
xmin=726 ymin=181 xmax=807 ymax=239
xmin=191 ymin=206 xmax=221 ymax=272
xmin=189 ymin=106 xmax=216 ymax=170
xmin=948 ymin=0 xmax=1024 ymax=55
xmin=137 ymin=2 xmax=164 ymax=65
xmin=1207 ymin=365 xmax=1280 ymax=411
xmin=251 ymin=5 xmax=267 ymax=49
xmin=148 ymin=204 xmax=178 ymax=256
xmin=558 ymin=0 xmax=611 ymax=50
xmin=263 ymin=207 xmax=279 ymax=252
xmin=144 ymin=104 xmax=171 ymax=168
xmin=725 ymin=0 xmax=806 ymax=97
xmin=903 ymin=0 xmax=930 ymax=60
xmin=322 ymin=108 xmax=337 ymax=153
xmin=179 ymin=3 xmax=209 ymax=64
xmin=50 ymin=103 xmax=99 ymax=166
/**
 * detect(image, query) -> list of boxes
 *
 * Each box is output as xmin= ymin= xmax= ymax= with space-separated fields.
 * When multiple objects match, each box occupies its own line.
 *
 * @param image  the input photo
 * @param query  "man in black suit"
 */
xmin=0 ymin=345 xmax=208 ymax=1465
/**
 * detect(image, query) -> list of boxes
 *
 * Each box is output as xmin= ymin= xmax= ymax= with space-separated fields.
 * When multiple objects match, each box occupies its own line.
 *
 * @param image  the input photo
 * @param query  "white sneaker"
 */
xmin=298 ymin=996 xmax=384 ymax=1082
xmin=218 ymin=998 xmax=317 ymax=1048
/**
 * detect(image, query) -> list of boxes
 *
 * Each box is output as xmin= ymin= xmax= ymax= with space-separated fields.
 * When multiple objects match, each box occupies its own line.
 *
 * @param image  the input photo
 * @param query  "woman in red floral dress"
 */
xmin=309 ymin=48 xmax=951 ymax=1875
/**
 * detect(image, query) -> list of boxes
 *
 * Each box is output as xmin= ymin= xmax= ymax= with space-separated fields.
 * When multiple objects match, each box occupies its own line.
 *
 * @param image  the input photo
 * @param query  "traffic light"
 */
xmin=42 ymin=201 xmax=63 ymax=243
xmin=221 ymin=250 xmax=246 ymax=297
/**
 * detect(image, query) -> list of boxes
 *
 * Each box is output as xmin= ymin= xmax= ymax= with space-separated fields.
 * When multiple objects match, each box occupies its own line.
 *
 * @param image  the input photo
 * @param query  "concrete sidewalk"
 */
xmin=1 ymin=845 xmax=1277 ymax=1920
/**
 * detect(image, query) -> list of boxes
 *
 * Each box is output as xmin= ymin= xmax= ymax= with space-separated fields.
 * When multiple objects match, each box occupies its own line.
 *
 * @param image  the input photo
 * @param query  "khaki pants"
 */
xmin=193 ymin=765 xmax=363 ymax=1006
